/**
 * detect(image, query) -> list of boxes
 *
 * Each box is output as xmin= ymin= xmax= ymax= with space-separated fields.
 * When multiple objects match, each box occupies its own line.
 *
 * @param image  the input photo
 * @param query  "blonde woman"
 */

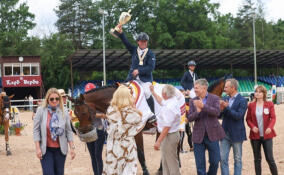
xmin=33 ymin=88 xmax=75 ymax=175
xmin=103 ymin=86 xmax=145 ymax=175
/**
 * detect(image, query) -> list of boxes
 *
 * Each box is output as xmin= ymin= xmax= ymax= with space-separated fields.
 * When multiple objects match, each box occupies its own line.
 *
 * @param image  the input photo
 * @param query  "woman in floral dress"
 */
xmin=103 ymin=86 xmax=145 ymax=175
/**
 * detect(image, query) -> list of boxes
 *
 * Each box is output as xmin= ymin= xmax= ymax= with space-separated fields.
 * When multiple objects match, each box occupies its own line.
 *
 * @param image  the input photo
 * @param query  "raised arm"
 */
xmin=187 ymin=99 xmax=200 ymax=122
xmin=118 ymin=32 xmax=135 ymax=53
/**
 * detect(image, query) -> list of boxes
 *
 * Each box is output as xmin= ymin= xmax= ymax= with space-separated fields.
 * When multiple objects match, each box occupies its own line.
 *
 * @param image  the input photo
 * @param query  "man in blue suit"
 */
xmin=219 ymin=78 xmax=248 ymax=175
xmin=116 ymin=25 xmax=156 ymax=114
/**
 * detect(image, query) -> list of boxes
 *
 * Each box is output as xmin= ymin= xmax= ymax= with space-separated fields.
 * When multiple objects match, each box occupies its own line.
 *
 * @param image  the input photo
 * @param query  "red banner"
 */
xmin=2 ymin=76 xmax=42 ymax=87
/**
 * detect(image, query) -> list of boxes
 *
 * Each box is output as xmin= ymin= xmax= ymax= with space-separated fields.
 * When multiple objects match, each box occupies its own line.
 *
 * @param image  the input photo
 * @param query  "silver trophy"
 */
xmin=110 ymin=10 xmax=131 ymax=38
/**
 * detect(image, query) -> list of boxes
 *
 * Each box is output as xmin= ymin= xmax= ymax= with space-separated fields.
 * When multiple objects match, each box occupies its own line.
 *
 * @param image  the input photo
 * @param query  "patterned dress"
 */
xmin=103 ymin=106 xmax=145 ymax=175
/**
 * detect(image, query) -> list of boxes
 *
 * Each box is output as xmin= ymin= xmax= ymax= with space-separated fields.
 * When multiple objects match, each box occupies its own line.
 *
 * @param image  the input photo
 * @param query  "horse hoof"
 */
xmin=6 ymin=151 xmax=12 ymax=156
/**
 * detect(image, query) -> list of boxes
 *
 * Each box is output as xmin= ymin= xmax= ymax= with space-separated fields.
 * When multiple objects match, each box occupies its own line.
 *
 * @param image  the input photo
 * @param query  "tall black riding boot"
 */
xmin=146 ymin=96 xmax=156 ymax=123
xmin=137 ymin=147 xmax=150 ymax=175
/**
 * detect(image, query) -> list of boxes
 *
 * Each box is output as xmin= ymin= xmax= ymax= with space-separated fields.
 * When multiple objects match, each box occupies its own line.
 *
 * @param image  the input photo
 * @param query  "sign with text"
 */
xmin=2 ymin=76 xmax=42 ymax=87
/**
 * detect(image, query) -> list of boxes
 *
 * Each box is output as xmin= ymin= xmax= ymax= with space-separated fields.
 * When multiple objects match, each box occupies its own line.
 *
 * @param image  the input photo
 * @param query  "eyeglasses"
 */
xmin=49 ymin=97 xmax=60 ymax=102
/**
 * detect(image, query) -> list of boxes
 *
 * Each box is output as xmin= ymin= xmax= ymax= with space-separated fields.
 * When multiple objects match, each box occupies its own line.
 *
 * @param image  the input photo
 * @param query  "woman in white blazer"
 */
xmin=33 ymin=88 xmax=75 ymax=175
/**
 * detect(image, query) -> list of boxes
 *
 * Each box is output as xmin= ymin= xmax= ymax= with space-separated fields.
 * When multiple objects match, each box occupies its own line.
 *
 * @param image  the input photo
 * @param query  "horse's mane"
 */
xmin=208 ymin=77 xmax=225 ymax=93
xmin=85 ymin=84 xmax=118 ymax=94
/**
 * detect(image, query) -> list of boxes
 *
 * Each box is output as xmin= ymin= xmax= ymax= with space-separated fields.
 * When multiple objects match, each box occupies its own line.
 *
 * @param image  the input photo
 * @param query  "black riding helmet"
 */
xmin=136 ymin=32 xmax=149 ymax=41
xmin=187 ymin=60 xmax=196 ymax=66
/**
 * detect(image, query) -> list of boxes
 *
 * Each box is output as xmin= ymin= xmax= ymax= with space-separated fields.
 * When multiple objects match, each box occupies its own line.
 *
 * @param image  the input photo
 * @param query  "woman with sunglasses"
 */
xmin=33 ymin=88 xmax=76 ymax=175
xmin=246 ymin=85 xmax=278 ymax=175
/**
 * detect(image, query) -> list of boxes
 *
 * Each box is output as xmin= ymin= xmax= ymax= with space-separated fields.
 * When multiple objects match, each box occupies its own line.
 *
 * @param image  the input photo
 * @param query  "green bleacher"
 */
xmin=238 ymin=80 xmax=271 ymax=97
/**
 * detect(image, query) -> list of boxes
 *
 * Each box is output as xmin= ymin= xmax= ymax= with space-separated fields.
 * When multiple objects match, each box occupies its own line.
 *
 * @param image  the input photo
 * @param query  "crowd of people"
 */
xmin=32 ymin=26 xmax=278 ymax=175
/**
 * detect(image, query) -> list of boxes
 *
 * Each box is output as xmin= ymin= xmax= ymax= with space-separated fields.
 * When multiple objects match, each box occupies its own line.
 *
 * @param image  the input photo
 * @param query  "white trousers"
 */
xmin=137 ymin=79 xmax=152 ymax=99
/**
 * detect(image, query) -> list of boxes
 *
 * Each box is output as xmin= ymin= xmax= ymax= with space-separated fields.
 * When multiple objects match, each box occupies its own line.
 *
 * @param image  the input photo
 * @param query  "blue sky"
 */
xmin=19 ymin=0 xmax=284 ymax=37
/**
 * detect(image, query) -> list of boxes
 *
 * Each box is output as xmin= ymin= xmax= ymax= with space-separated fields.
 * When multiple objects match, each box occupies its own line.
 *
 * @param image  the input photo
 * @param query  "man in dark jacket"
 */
xmin=181 ymin=60 xmax=198 ymax=98
xmin=219 ymin=78 xmax=248 ymax=175
xmin=116 ymin=25 xmax=156 ymax=114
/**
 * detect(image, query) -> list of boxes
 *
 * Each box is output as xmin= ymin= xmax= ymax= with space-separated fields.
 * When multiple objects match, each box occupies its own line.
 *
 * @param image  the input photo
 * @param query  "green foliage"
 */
xmin=40 ymin=33 xmax=79 ymax=90
xmin=3 ymin=0 xmax=284 ymax=91
xmin=0 ymin=0 xmax=36 ymax=55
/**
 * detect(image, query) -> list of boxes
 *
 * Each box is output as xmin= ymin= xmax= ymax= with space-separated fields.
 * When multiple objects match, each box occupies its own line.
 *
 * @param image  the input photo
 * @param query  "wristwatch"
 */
xmin=70 ymin=145 xmax=75 ymax=150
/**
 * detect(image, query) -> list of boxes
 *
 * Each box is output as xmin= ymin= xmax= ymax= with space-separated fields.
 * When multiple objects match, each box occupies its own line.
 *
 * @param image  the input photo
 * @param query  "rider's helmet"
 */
xmin=136 ymin=32 xmax=149 ymax=41
xmin=85 ymin=83 xmax=96 ymax=93
xmin=187 ymin=60 xmax=196 ymax=66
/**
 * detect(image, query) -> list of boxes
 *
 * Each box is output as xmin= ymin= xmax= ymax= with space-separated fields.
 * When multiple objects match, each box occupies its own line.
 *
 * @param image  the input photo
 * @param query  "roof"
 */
xmin=68 ymin=49 xmax=284 ymax=71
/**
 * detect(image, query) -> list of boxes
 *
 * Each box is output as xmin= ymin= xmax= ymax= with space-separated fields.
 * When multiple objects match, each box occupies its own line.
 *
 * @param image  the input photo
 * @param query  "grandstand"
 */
xmin=71 ymin=76 xmax=275 ymax=98
xmin=68 ymin=49 xmax=284 ymax=99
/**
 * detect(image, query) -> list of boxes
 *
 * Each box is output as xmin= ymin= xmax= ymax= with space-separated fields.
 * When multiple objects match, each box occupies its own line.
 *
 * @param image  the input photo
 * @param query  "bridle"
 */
xmin=73 ymin=99 xmax=96 ymax=124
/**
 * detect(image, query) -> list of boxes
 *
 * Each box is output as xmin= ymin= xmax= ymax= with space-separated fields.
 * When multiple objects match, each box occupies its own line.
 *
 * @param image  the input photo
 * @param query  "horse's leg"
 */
xmin=4 ymin=119 xmax=11 ymax=156
xmin=135 ymin=131 xmax=150 ymax=175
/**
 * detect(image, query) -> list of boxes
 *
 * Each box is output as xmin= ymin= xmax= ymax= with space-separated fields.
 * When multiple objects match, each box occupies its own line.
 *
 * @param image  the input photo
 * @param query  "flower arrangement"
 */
xmin=10 ymin=121 xmax=26 ymax=135
xmin=10 ymin=122 xmax=25 ymax=130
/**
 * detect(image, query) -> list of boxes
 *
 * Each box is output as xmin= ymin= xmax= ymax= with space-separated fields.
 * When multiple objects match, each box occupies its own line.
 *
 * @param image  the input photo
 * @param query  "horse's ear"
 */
xmin=79 ymin=94 xmax=85 ymax=101
xmin=67 ymin=95 xmax=74 ymax=102
xmin=9 ymin=94 xmax=14 ymax=99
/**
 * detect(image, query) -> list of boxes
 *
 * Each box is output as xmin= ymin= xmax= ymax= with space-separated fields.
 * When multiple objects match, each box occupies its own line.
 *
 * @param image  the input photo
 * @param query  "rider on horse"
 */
xmin=116 ymin=25 xmax=156 ymax=119
xmin=181 ymin=60 xmax=198 ymax=98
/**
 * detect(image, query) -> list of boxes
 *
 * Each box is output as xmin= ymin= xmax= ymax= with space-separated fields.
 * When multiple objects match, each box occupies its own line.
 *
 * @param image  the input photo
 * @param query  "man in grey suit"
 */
xmin=188 ymin=79 xmax=225 ymax=175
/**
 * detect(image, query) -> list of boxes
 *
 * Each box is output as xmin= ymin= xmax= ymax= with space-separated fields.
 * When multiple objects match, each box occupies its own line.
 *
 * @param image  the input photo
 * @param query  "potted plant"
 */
xmin=10 ymin=122 xmax=25 ymax=136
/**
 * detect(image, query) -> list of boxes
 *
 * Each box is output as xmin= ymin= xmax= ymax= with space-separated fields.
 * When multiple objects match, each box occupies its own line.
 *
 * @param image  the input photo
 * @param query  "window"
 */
xmin=3 ymin=62 xmax=40 ymax=76
xmin=31 ymin=63 xmax=39 ymax=75
xmin=4 ymin=63 xmax=12 ymax=76
xmin=13 ymin=63 xmax=20 ymax=75
xmin=22 ymin=63 xmax=31 ymax=75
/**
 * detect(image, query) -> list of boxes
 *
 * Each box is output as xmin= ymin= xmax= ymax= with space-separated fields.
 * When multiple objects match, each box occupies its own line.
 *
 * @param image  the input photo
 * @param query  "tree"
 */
xmin=0 ymin=0 xmax=36 ymax=55
xmin=40 ymin=33 xmax=79 ymax=90
xmin=55 ymin=0 xmax=99 ymax=49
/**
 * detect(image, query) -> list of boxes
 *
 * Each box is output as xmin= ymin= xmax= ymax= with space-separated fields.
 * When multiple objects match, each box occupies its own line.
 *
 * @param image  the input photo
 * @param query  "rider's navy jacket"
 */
xmin=118 ymin=32 xmax=155 ymax=82
xmin=181 ymin=71 xmax=198 ymax=90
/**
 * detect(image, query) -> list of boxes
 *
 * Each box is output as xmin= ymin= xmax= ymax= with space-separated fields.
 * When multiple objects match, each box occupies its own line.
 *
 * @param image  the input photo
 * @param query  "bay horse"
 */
xmin=0 ymin=92 xmax=14 ymax=156
xmin=69 ymin=77 xmax=227 ymax=175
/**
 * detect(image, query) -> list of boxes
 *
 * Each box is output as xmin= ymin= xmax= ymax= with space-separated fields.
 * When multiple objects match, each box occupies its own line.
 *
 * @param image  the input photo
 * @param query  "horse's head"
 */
xmin=0 ymin=94 xmax=14 ymax=120
xmin=208 ymin=77 xmax=226 ymax=97
xmin=68 ymin=94 xmax=96 ymax=134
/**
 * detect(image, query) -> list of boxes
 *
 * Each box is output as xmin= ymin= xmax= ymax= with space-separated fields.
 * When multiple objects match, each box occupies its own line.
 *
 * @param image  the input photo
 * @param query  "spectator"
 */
xmin=32 ymin=100 xmax=42 ymax=120
xmin=84 ymin=83 xmax=107 ymax=175
xmin=29 ymin=95 xmax=33 ymax=111
xmin=219 ymin=79 xmax=248 ymax=175
xmin=103 ymin=86 xmax=144 ymax=175
xmin=188 ymin=79 xmax=225 ymax=175
xmin=33 ymin=88 xmax=75 ymax=175
xmin=24 ymin=96 xmax=28 ymax=111
xmin=151 ymin=84 xmax=181 ymax=175
xmin=246 ymin=85 xmax=278 ymax=175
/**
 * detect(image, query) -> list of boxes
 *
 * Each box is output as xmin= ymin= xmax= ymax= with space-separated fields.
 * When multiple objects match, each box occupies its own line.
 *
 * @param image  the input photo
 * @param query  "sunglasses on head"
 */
xmin=49 ymin=97 xmax=60 ymax=102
